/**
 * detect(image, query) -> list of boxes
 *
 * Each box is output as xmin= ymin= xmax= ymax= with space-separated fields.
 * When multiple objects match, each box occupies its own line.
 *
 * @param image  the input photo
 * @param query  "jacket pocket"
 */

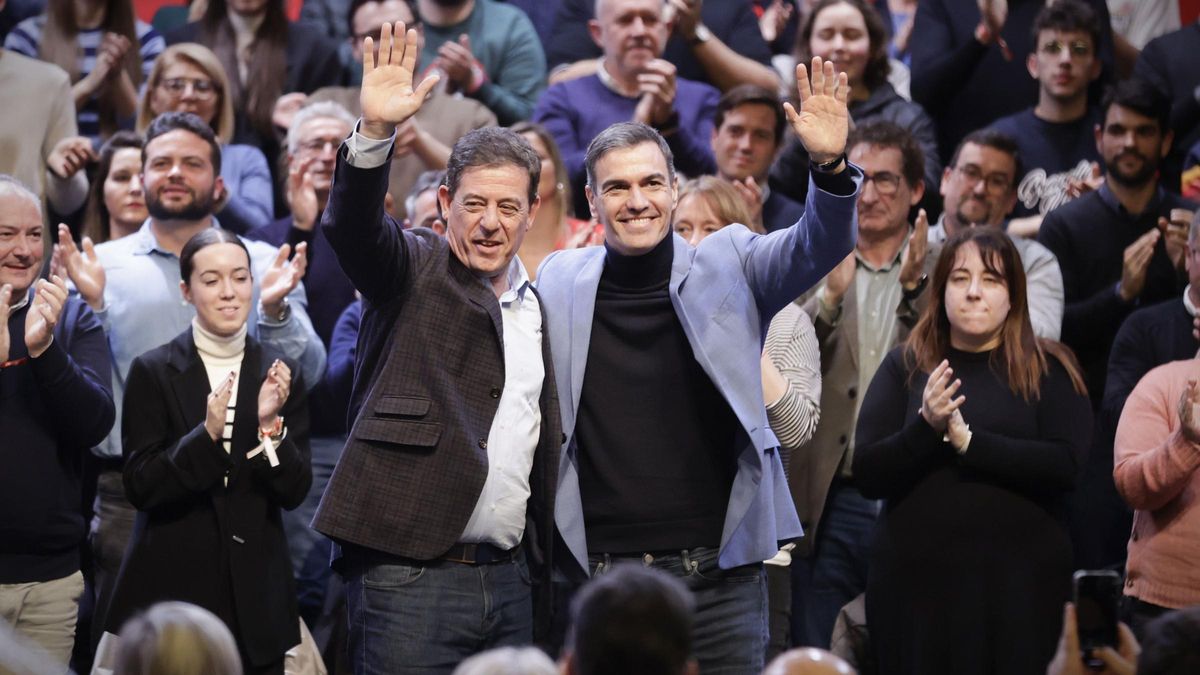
xmin=374 ymin=395 xmax=431 ymax=417
xmin=354 ymin=419 xmax=443 ymax=448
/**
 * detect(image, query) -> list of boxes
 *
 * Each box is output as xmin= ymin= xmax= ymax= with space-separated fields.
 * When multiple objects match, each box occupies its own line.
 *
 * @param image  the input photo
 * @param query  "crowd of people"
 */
xmin=3 ymin=0 xmax=1200 ymax=673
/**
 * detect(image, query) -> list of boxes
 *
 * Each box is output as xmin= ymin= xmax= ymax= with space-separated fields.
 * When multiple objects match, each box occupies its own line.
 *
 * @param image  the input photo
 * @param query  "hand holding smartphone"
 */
xmin=1073 ymin=570 xmax=1121 ymax=670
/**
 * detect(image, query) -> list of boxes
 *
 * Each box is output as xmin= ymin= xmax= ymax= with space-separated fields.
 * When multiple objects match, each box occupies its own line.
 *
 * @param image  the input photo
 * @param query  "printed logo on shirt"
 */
xmin=1016 ymin=159 xmax=1094 ymax=215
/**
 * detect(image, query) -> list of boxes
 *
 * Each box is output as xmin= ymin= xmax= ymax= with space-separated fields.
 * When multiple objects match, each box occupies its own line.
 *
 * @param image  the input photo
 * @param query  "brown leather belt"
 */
xmin=439 ymin=542 xmax=516 ymax=565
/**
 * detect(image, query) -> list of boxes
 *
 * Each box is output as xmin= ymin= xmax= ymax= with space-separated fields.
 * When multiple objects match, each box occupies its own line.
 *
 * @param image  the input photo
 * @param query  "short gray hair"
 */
xmin=0 ymin=175 xmax=43 ymax=220
xmin=584 ymin=122 xmax=675 ymax=192
xmin=287 ymin=101 xmax=356 ymax=155
xmin=451 ymin=647 xmax=557 ymax=675
xmin=405 ymin=169 xmax=445 ymax=218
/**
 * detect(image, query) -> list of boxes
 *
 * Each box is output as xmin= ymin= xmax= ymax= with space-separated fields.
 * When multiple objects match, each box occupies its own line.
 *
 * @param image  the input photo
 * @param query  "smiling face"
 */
xmin=808 ymin=1 xmax=870 ymax=89
xmin=104 ymin=148 xmax=148 ymax=234
xmin=0 ymin=190 xmax=44 ymax=295
xmin=438 ymin=163 xmax=538 ymax=282
xmin=150 ymin=59 xmax=220 ymax=126
xmin=181 ymin=242 xmax=253 ymax=337
xmin=590 ymin=0 xmax=669 ymax=80
xmin=945 ymin=240 xmax=1011 ymax=352
xmin=712 ymin=102 xmax=779 ymax=183
xmin=587 ymin=141 xmax=677 ymax=257
xmin=940 ymin=142 xmax=1017 ymax=234
xmin=143 ymin=129 xmax=225 ymax=223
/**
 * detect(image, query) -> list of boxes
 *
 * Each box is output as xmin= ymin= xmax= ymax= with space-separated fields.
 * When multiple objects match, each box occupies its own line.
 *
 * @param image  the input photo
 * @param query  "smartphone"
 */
xmin=1073 ymin=570 xmax=1121 ymax=669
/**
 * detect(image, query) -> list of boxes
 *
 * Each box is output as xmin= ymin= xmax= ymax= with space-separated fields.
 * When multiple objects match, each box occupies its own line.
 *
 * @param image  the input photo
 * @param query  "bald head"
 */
xmin=764 ymin=649 xmax=857 ymax=675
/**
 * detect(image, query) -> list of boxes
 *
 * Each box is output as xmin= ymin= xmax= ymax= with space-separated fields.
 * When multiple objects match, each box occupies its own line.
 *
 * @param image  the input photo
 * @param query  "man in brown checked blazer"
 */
xmin=311 ymin=22 xmax=561 ymax=674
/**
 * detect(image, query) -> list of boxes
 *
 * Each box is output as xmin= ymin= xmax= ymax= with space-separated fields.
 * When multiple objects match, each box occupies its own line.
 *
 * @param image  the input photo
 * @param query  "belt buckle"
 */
xmin=443 ymin=543 xmax=478 ymax=564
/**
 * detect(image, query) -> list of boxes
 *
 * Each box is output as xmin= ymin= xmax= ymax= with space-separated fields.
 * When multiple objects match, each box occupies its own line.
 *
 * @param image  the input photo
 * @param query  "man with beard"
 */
xmin=927 ymin=129 xmax=1064 ymax=341
xmin=1038 ymin=78 xmax=1197 ymax=569
xmin=53 ymin=112 xmax=325 ymax=643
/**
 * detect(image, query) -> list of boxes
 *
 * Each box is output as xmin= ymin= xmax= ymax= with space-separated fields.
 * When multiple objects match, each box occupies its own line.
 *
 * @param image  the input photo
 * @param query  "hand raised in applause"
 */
xmin=360 ymin=22 xmax=441 ymax=140
xmin=822 ymin=251 xmax=856 ymax=308
xmin=206 ymin=372 xmax=236 ymax=441
xmin=260 ymin=243 xmax=308 ymax=318
xmin=1177 ymin=379 xmax=1200 ymax=445
xmin=56 ymin=224 xmax=106 ymax=311
xmin=899 ymin=208 xmax=929 ymax=291
xmin=1118 ymin=229 xmax=1160 ymax=302
xmin=258 ymin=359 xmax=291 ymax=430
xmin=24 ymin=275 xmax=70 ymax=359
xmin=921 ymin=359 xmax=964 ymax=433
xmin=783 ymin=58 xmax=850 ymax=168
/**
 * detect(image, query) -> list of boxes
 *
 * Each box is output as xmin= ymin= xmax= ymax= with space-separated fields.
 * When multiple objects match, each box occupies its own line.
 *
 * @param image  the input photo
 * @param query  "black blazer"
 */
xmin=104 ymin=329 xmax=311 ymax=667
xmin=313 ymin=150 xmax=562 ymax=579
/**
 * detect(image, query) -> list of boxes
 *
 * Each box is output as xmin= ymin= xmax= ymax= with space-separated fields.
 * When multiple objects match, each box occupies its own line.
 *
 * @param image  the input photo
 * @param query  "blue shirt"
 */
xmin=91 ymin=220 xmax=326 ymax=459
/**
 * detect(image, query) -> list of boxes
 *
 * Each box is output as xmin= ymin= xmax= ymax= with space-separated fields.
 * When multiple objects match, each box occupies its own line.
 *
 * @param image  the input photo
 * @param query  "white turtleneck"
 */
xmin=193 ymin=319 xmax=247 ymax=483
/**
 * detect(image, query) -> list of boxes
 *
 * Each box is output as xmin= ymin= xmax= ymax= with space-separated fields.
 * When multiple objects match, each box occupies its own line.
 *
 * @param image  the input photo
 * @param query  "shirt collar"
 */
xmin=855 ymin=229 xmax=910 ymax=273
xmin=1097 ymin=181 xmax=1165 ymax=217
xmin=595 ymin=61 xmax=637 ymax=98
xmin=132 ymin=218 xmax=222 ymax=256
xmin=1184 ymin=285 xmax=1198 ymax=317
xmin=9 ymin=286 xmax=32 ymax=313
xmin=498 ymin=256 xmax=532 ymax=305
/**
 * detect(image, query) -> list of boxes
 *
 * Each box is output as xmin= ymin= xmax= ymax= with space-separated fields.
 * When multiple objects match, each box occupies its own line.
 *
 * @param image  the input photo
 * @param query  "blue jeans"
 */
xmin=790 ymin=482 xmax=877 ymax=648
xmin=282 ymin=435 xmax=343 ymax=626
xmin=345 ymin=549 xmax=533 ymax=675
xmin=590 ymin=547 xmax=766 ymax=675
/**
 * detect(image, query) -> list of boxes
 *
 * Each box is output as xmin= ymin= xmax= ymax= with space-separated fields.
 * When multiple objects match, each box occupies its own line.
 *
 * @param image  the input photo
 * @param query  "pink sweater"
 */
xmin=1114 ymin=359 xmax=1200 ymax=609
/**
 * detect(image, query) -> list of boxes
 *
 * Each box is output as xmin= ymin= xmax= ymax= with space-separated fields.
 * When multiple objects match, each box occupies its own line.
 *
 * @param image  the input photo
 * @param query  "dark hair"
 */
xmin=567 ymin=565 xmax=694 ymax=675
xmin=347 ymin=0 xmax=418 ymax=41
xmin=201 ymin=0 xmax=288 ymax=140
xmin=511 ymin=120 xmax=575 ymax=218
xmin=83 ymin=131 xmax=144 ymax=244
xmin=1100 ymin=78 xmax=1171 ymax=133
xmin=179 ymin=228 xmax=250 ymax=283
xmin=794 ymin=0 xmax=890 ymax=94
xmin=714 ymin=85 xmax=785 ymax=146
xmin=1138 ymin=606 xmax=1200 ymax=675
xmin=848 ymin=120 xmax=925 ymax=188
xmin=1031 ymin=0 xmax=1101 ymax=51
xmin=905 ymin=228 xmax=1086 ymax=401
xmin=949 ymin=129 xmax=1024 ymax=190
xmin=144 ymin=112 xmax=223 ymax=174
xmin=445 ymin=127 xmax=541 ymax=206
xmin=585 ymin=122 xmax=676 ymax=192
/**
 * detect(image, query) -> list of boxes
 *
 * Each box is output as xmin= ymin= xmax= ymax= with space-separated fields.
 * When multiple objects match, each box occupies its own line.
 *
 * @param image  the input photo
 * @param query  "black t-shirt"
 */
xmin=991 ymin=107 xmax=1102 ymax=218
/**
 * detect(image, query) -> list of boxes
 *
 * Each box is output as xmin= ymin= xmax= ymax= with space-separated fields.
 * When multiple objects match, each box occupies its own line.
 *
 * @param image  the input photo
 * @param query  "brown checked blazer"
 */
xmin=790 ymin=244 xmax=938 ymax=556
xmin=313 ymin=149 xmax=561 ymax=576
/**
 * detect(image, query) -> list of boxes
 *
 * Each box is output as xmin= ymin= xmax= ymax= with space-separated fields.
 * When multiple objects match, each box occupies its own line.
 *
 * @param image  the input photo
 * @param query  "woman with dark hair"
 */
xmin=771 ymin=0 xmax=939 ymax=207
xmin=4 ymin=0 xmax=163 ymax=142
xmin=510 ymin=121 xmax=602 ymax=276
xmin=81 ymin=130 xmax=145 ymax=243
xmin=137 ymin=43 xmax=273 ymax=233
xmin=164 ymin=0 xmax=341 ymax=175
xmin=102 ymin=228 xmax=311 ymax=674
xmin=852 ymin=228 xmax=1092 ymax=674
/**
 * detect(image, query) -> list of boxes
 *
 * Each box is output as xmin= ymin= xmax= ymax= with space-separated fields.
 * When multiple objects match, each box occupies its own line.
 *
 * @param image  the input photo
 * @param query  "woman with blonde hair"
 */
xmin=672 ymin=175 xmax=762 ymax=247
xmin=137 ymin=43 xmax=273 ymax=233
xmin=113 ymin=601 xmax=242 ymax=675
xmin=5 ymin=0 xmax=163 ymax=142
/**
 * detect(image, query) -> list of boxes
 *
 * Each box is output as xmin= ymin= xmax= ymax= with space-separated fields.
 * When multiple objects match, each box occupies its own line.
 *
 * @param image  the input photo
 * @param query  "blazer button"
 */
xmin=478 ymin=438 xmax=488 ymax=449
xmin=490 ymin=387 xmax=501 ymax=399
xmin=232 ymin=535 xmax=245 ymax=544
xmin=848 ymin=387 xmax=857 ymax=400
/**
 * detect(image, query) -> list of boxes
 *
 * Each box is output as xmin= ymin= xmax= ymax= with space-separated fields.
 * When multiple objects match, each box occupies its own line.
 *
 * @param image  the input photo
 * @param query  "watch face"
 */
xmin=696 ymin=25 xmax=711 ymax=42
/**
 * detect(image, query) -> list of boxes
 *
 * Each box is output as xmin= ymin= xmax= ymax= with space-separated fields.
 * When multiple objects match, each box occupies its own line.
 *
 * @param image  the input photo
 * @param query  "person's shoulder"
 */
xmin=477 ymin=0 xmax=533 ymax=26
xmin=1010 ymin=234 xmax=1056 ymax=262
xmin=676 ymin=76 xmax=720 ymax=100
xmin=1138 ymin=357 xmax=1200 ymax=393
xmin=0 ymin=49 xmax=68 ymax=85
xmin=989 ymin=108 xmax=1034 ymax=135
xmin=245 ymin=217 xmax=290 ymax=246
xmin=538 ymin=244 xmax=602 ymax=281
xmin=1044 ymin=190 xmax=1102 ymax=226
xmin=163 ymin=21 xmax=199 ymax=45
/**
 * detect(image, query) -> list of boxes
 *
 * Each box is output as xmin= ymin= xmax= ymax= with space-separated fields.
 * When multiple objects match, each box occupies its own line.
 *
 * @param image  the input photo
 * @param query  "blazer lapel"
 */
xmin=843 ymin=274 xmax=860 ymax=372
xmin=228 ymin=341 xmax=262 ymax=485
xmin=450 ymin=254 xmax=505 ymax=354
xmin=568 ymin=251 xmax=605 ymax=412
xmin=167 ymin=331 xmax=213 ymax=433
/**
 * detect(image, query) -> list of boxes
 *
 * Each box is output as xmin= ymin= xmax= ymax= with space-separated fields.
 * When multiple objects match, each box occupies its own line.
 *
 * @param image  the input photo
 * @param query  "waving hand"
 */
xmin=783 ymin=57 xmax=850 ymax=167
xmin=360 ymin=22 xmax=441 ymax=140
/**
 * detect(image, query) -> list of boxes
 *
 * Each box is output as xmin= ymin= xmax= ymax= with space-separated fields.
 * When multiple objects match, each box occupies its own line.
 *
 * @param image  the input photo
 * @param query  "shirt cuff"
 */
xmin=811 ymin=162 xmax=859 ymax=196
xmin=346 ymin=120 xmax=396 ymax=169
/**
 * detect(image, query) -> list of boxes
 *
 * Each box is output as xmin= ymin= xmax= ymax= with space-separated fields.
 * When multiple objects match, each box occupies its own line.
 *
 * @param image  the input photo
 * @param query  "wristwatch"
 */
xmin=902 ymin=273 xmax=929 ymax=300
xmin=688 ymin=24 xmax=712 ymax=47
xmin=263 ymin=298 xmax=291 ymax=323
xmin=811 ymin=152 xmax=846 ymax=174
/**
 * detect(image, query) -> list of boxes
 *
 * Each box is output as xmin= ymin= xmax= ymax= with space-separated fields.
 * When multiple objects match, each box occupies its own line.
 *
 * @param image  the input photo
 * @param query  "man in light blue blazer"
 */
xmin=537 ymin=59 xmax=860 ymax=674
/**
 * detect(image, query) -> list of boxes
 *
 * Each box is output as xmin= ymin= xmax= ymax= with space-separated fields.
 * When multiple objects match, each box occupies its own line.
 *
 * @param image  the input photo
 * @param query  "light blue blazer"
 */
xmin=537 ymin=169 xmax=862 ymax=576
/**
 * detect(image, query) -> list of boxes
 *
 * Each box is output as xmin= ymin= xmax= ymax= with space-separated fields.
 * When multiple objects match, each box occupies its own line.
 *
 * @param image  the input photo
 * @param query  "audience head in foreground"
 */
xmin=114 ymin=601 xmax=242 ymax=675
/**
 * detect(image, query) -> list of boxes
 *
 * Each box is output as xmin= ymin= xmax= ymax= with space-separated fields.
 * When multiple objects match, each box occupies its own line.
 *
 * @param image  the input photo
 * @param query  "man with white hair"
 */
xmin=0 ymin=175 xmax=115 ymax=664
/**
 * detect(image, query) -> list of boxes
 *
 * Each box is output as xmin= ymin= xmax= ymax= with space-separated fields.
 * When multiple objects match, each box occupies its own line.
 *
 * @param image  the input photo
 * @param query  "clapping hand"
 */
xmin=921 ymin=359 xmax=964 ymax=432
xmin=55 ymin=224 xmax=106 ymax=311
xmin=1177 ymin=379 xmax=1200 ymax=445
xmin=783 ymin=58 xmax=850 ymax=168
xmin=360 ymin=22 xmax=440 ymax=140
xmin=632 ymin=59 xmax=678 ymax=127
xmin=258 ymin=359 xmax=292 ymax=430
xmin=25 ymin=275 xmax=70 ymax=359
xmin=286 ymin=156 xmax=320 ymax=232
xmin=260 ymin=243 xmax=308 ymax=318
xmin=899 ymin=209 xmax=930 ymax=292
xmin=205 ymin=372 xmax=236 ymax=441
xmin=47 ymin=137 xmax=97 ymax=179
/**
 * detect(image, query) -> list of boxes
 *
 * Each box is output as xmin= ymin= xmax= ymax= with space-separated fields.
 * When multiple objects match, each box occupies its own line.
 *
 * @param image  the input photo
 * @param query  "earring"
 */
xmin=556 ymin=182 xmax=564 ymax=193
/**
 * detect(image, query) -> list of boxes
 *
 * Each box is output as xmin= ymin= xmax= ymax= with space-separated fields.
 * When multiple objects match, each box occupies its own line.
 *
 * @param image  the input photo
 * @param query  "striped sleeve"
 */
xmin=135 ymin=21 xmax=164 ymax=81
xmin=764 ymin=302 xmax=822 ymax=458
xmin=4 ymin=15 xmax=45 ymax=57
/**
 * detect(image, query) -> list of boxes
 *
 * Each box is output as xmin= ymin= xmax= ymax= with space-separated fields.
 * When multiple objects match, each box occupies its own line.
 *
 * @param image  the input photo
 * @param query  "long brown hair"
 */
xmin=82 ymin=131 xmax=143 ymax=244
xmin=511 ymin=121 xmax=575 ymax=219
xmin=793 ymin=0 xmax=890 ymax=97
xmin=200 ymin=0 xmax=288 ymax=140
xmin=136 ymin=43 xmax=236 ymax=144
xmin=40 ymin=0 xmax=143 ymax=137
xmin=905 ymin=228 xmax=1086 ymax=401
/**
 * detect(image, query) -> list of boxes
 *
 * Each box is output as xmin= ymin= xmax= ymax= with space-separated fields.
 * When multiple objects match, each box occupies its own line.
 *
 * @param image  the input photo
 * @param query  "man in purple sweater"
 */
xmin=0 ymin=175 xmax=114 ymax=665
xmin=533 ymin=0 xmax=719 ymax=219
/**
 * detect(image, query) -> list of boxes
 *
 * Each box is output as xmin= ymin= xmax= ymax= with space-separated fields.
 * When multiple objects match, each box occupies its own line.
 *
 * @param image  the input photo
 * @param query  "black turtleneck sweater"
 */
xmin=575 ymin=235 xmax=739 ymax=554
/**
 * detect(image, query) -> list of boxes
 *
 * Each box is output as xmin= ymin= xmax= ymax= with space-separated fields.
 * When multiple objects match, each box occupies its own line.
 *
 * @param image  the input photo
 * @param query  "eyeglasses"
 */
xmin=954 ymin=164 xmax=1013 ymax=195
xmin=861 ymin=171 xmax=902 ymax=196
xmin=296 ymin=138 xmax=342 ymax=155
xmin=160 ymin=77 xmax=219 ymax=99
xmin=1038 ymin=40 xmax=1092 ymax=57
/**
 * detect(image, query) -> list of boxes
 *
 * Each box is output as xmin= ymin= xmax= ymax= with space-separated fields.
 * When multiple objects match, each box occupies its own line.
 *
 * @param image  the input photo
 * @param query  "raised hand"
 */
xmin=947 ymin=408 xmax=971 ymax=452
xmin=360 ymin=22 xmax=441 ymax=139
xmin=436 ymin=34 xmax=478 ymax=93
xmin=258 ymin=359 xmax=292 ymax=429
xmin=286 ymin=156 xmax=320 ymax=232
xmin=899 ymin=208 xmax=929 ymax=291
xmin=0 ymin=284 xmax=12 ymax=363
xmin=272 ymin=92 xmax=309 ymax=131
xmin=730 ymin=176 xmax=764 ymax=230
xmin=260 ymin=242 xmax=308 ymax=317
xmin=632 ymin=59 xmax=678 ymax=127
xmin=205 ymin=372 xmax=236 ymax=441
xmin=921 ymin=359 xmax=965 ymax=432
xmin=665 ymin=0 xmax=702 ymax=40
xmin=47 ymin=136 xmax=97 ymax=179
xmin=1178 ymin=379 xmax=1200 ymax=444
xmin=56 ymin=224 xmax=106 ymax=310
xmin=758 ymin=0 xmax=792 ymax=44
xmin=783 ymin=58 xmax=850 ymax=166
xmin=1159 ymin=209 xmax=1194 ymax=272
xmin=25 ymin=275 xmax=69 ymax=358
xmin=822 ymin=250 xmax=856 ymax=308
xmin=1118 ymin=229 xmax=1160 ymax=302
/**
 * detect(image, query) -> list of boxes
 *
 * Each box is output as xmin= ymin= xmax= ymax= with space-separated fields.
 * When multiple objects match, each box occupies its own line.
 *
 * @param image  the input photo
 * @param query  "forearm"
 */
xmin=688 ymin=40 xmax=779 ymax=92
xmin=412 ymin=129 xmax=451 ymax=170
xmin=44 ymin=168 xmax=89 ymax=214
xmin=124 ymin=424 xmax=232 ymax=509
xmin=111 ymin=71 xmax=138 ymax=118
xmin=472 ymin=81 xmax=536 ymax=126
xmin=959 ymin=431 xmax=1081 ymax=494
xmin=1062 ymin=286 xmax=1131 ymax=349
xmin=1115 ymin=391 xmax=1200 ymax=511
xmin=258 ymin=305 xmax=327 ymax=393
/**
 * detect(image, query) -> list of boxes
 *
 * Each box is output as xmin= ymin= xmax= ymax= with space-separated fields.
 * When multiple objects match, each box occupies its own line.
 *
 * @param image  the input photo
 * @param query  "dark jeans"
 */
xmin=765 ymin=562 xmax=792 ymax=662
xmin=345 ymin=549 xmax=533 ymax=675
xmin=281 ymin=435 xmax=343 ymax=627
xmin=590 ymin=547 xmax=767 ymax=675
xmin=791 ymin=482 xmax=877 ymax=649
xmin=1121 ymin=594 xmax=1174 ymax=643
xmin=89 ymin=468 xmax=136 ymax=647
